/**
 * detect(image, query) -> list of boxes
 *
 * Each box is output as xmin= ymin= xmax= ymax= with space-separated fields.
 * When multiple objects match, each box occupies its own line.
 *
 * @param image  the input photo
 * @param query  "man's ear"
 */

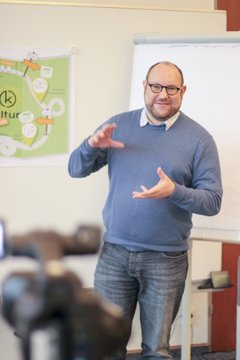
xmin=143 ymin=79 xmax=147 ymax=90
xmin=181 ymin=85 xmax=187 ymax=95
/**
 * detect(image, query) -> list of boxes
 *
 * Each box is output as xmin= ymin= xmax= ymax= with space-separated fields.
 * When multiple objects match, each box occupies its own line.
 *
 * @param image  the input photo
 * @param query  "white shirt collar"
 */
xmin=140 ymin=108 xmax=180 ymax=130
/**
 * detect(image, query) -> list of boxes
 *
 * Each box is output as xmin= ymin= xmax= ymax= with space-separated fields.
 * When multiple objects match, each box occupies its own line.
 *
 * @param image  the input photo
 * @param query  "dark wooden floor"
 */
xmin=127 ymin=347 xmax=236 ymax=360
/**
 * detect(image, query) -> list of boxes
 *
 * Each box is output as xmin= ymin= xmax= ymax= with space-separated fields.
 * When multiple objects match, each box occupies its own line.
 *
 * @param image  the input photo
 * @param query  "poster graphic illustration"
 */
xmin=0 ymin=48 xmax=71 ymax=165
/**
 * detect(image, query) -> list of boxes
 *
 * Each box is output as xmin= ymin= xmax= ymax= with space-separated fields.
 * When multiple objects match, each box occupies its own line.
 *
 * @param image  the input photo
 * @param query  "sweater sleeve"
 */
xmin=170 ymin=134 xmax=223 ymax=216
xmin=68 ymin=139 xmax=108 ymax=178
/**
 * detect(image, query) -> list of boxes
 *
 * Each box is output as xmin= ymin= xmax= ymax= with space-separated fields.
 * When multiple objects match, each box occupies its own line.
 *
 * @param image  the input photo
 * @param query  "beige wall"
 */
xmin=0 ymin=0 xmax=218 ymax=9
xmin=0 ymin=1 xmax=226 ymax=348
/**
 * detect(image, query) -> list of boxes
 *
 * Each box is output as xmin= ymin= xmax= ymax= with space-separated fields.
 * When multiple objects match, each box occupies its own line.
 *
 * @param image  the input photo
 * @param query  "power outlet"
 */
xmin=190 ymin=312 xmax=194 ymax=324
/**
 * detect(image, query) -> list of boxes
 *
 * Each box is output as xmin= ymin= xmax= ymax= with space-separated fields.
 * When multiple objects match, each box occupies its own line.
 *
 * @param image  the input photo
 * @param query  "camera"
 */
xmin=0 ymin=222 xmax=128 ymax=360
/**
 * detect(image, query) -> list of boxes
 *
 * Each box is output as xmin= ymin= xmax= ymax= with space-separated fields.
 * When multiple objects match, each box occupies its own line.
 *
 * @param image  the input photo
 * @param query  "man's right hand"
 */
xmin=88 ymin=122 xmax=124 ymax=149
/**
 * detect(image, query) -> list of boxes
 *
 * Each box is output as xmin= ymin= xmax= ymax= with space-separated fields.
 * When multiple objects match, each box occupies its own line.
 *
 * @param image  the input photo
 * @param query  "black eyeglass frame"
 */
xmin=147 ymin=81 xmax=182 ymax=96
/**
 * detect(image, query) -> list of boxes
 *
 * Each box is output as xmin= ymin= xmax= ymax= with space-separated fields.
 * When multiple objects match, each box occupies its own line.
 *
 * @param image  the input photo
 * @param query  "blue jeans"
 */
xmin=94 ymin=242 xmax=188 ymax=360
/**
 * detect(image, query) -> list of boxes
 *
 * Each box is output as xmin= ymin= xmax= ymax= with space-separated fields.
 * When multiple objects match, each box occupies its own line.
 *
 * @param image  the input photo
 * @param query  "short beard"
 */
xmin=147 ymin=107 xmax=170 ymax=122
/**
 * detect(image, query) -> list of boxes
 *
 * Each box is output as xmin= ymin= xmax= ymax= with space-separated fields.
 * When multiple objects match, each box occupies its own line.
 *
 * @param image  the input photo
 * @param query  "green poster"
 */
xmin=0 ymin=51 xmax=69 ymax=159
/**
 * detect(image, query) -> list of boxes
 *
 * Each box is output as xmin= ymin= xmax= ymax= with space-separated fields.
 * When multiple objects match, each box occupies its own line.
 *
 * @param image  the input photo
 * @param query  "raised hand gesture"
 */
xmin=132 ymin=167 xmax=175 ymax=199
xmin=88 ymin=123 xmax=124 ymax=149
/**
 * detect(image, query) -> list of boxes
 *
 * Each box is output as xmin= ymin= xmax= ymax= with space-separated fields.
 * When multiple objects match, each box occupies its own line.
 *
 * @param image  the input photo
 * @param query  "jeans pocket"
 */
xmin=163 ymin=250 xmax=187 ymax=259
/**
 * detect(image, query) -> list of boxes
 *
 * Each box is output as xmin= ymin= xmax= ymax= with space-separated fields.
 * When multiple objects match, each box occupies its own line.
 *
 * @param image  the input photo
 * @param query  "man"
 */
xmin=68 ymin=62 xmax=222 ymax=359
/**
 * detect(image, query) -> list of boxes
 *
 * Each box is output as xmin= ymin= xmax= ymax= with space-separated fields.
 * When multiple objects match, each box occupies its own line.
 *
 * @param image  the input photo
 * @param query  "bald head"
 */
xmin=146 ymin=61 xmax=184 ymax=86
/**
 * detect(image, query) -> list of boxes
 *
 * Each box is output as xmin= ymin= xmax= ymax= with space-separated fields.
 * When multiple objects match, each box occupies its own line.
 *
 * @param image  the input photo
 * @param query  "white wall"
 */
xmin=0 ymin=0 xmax=226 ymax=349
xmin=0 ymin=2 xmax=226 ymax=234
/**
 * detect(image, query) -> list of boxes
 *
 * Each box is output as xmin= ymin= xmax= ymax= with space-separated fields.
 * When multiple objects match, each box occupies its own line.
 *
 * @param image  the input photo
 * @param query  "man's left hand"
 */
xmin=132 ymin=167 xmax=175 ymax=199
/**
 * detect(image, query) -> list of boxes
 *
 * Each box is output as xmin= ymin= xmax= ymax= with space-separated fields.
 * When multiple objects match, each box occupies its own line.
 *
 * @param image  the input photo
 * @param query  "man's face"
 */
xmin=143 ymin=63 xmax=186 ymax=123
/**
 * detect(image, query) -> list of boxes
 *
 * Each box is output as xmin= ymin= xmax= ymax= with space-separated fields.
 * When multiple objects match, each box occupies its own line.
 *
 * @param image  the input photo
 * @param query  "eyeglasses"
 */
xmin=147 ymin=81 xmax=182 ymax=96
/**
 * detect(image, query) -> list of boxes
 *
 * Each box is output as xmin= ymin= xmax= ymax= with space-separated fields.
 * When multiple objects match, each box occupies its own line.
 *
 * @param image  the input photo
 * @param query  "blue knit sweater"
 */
xmin=68 ymin=109 xmax=222 ymax=251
